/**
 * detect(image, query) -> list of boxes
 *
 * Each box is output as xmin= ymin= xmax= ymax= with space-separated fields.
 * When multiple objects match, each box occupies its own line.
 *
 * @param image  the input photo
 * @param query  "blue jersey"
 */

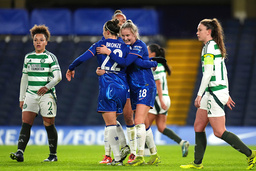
xmin=68 ymin=38 xmax=130 ymax=114
xmin=127 ymin=40 xmax=156 ymax=109
xmin=106 ymin=39 xmax=157 ymax=109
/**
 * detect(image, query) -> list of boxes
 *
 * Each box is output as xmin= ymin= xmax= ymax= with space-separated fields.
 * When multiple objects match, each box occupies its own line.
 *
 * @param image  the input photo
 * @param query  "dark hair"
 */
xmin=112 ymin=9 xmax=126 ymax=20
xmin=200 ymin=18 xmax=226 ymax=58
xmin=104 ymin=19 xmax=120 ymax=36
xmin=30 ymin=24 xmax=50 ymax=41
xmin=148 ymin=44 xmax=171 ymax=76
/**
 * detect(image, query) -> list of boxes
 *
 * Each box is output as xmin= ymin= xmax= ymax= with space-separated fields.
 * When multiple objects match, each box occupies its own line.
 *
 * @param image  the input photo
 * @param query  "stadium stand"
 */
xmin=120 ymin=8 xmax=159 ymax=35
xmin=31 ymin=8 xmax=72 ymax=35
xmin=73 ymin=8 xmax=113 ymax=35
xmin=0 ymin=9 xmax=29 ymax=35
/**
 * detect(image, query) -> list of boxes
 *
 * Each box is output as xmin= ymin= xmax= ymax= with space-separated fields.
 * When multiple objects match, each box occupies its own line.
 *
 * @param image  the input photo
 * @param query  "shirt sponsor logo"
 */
xmin=28 ymin=64 xmax=44 ymax=71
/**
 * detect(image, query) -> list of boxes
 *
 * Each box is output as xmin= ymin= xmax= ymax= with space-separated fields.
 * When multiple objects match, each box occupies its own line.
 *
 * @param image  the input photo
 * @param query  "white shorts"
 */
xmin=148 ymin=95 xmax=171 ymax=115
xmin=22 ymin=92 xmax=57 ymax=117
xmin=200 ymin=88 xmax=229 ymax=117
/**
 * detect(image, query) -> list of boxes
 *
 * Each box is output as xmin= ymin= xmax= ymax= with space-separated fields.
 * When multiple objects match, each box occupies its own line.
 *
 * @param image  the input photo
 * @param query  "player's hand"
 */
xmin=37 ymin=86 xmax=48 ymax=96
xmin=194 ymin=95 xmax=202 ymax=108
xmin=66 ymin=69 xmax=75 ymax=81
xmin=19 ymin=101 xmax=24 ymax=110
xmin=96 ymin=45 xmax=111 ymax=55
xmin=152 ymin=66 xmax=157 ymax=71
xmin=96 ymin=67 xmax=106 ymax=76
xmin=160 ymin=99 xmax=167 ymax=110
xmin=227 ymin=96 xmax=235 ymax=110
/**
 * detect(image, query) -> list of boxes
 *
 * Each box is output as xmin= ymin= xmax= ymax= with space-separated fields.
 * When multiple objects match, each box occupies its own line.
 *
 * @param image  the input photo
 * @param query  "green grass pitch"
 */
xmin=0 ymin=145 xmax=255 ymax=170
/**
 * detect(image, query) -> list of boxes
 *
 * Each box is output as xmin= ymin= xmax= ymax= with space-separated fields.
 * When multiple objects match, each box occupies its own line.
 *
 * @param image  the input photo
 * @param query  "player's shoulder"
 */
xmin=44 ymin=50 xmax=59 ymax=62
xmin=25 ymin=51 xmax=35 ymax=58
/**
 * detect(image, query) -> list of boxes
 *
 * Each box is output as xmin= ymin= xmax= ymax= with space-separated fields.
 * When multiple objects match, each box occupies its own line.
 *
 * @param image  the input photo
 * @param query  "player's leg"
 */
xmin=127 ymin=104 xmax=149 ymax=166
xmin=102 ymin=112 xmax=122 ymax=165
xmin=180 ymin=108 xmax=208 ymax=169
xmin=99 ymin=126 xmax=112 ymax=164
xmin=155 ymin=113 xmax=189 ymax=157
xmin=43 ymin=117 xmax=58 ymax=162
xmin=210 ymin=116 xmax=255 ymax=169
xmin=116 ymin=120 xmax=131 ymax=161
xmin=145 ymin=117 xmax=160 ymax=165
xmin=10 ymin=111 xmax=37 ymax=162
xmin=40 ymin=94 xmax=58 ymax=162
xmin=123 ymin=98 xmax=136 ymax=163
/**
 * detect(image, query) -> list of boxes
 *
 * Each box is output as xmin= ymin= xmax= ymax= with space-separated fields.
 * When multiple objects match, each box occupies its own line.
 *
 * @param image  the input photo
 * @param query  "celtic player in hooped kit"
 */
xmin=180 ymin=18 xmax=256 ymax=170
xmin=10 ymin=25 xmax=62 ymax=162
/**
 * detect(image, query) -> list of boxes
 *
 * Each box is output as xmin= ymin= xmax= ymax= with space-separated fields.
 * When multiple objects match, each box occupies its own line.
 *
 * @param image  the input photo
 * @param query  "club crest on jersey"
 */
xmin=40 ymin=59 xmax=45 ymax=63
xmin=23 ymin=104 xmax=27 ymax=109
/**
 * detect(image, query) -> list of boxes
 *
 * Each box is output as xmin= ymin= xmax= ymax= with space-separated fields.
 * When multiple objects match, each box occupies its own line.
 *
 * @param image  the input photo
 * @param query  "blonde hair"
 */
xmin=200 ymin=18 xmax=226 ymax=59
xmin=121 ymin=20 xmax=140 ymax=39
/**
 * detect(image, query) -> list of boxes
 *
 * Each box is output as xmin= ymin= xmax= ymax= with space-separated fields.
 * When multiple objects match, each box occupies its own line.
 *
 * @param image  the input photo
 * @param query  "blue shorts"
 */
xmin=130 ymin=85 xmax=156 ymax=110
xmin=97 ymin=73 xmax=128 ymax=114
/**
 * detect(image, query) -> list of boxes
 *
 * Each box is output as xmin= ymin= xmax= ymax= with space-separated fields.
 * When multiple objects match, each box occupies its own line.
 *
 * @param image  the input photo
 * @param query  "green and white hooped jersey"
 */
xmin=153 ymin=63 xmax=169 ymax=96
xmin=22 ymin=50 xmax=61 ymax=94
xmin=201 ymin=40 xmax=228 ymax=92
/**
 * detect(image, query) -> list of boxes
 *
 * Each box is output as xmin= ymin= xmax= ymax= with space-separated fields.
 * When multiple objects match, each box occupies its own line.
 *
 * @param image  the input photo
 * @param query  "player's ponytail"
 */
xmin=148 ymin=44 xmax=171 ymax=76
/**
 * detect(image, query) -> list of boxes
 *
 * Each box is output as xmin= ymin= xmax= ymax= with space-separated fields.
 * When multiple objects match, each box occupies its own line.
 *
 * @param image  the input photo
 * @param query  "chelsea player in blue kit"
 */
xmin=66 ymin=19 xmax=157 ymax=166
xmin=97 ymin=20 xmax=159 ymax=166
xmin=66 ymin=19 xmax=129 ymax=166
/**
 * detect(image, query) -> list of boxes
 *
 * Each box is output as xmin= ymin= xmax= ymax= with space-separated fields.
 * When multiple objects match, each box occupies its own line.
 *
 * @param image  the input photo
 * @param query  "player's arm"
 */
xmin=195 ymin=54 xmax=214 ymax=108
xmin=45 ymin=70 xmax=62 ymax=90
xmin=134 ymin=58 xmax=157 ymax=68
xmin=19 ymin=73 xmax=28 ymax=109
xmin=68 ymin=50 xmax=94 ymax=71
xmin=66 ymin=50 xmax=94 ymax=81
xmin=97 ymin=45 xmax=156 ymax=67
xmin=155 ymin=79 xmax=167 ymax=110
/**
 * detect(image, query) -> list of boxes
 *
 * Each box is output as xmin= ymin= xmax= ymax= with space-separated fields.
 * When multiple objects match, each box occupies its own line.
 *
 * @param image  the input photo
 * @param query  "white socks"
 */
xmin=136 ymin=123 xmax=146 ymax=156
xmin=146 ymin=127 xmax=157 ymax=155
xmin=127 ymin=125 xmax=136 ymax=155
xmin=116 ymin=121 xmax=127 ymax=149
xmin=107 ymin=125 xmax=121 ymax=161
xmin=103 ymin=126 xmax=111 ymax=156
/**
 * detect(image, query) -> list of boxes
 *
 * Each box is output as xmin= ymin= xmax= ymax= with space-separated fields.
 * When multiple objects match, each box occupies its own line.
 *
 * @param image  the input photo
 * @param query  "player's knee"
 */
xmin=213 ymin=131 xmax=223 ymax=138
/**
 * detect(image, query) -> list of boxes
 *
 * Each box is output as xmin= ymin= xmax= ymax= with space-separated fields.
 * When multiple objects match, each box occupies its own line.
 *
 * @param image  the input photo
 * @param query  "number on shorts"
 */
xmin=139 ymin=89 xmax=147 ymax=98
xmin=207 ymin=100 xmax=211 ymax=110
xmin=48 ymin=101 xmax=53 ymax=111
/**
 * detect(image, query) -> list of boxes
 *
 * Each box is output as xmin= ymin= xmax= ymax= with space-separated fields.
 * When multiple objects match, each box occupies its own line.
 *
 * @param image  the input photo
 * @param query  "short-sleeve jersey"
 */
xmin=22 ymin=50 xmax=61 ymax=94
xmin=153 ymin=63 xmax=169 ymax=96
xmin=201 ymin=40 xmax=228 ymax=91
